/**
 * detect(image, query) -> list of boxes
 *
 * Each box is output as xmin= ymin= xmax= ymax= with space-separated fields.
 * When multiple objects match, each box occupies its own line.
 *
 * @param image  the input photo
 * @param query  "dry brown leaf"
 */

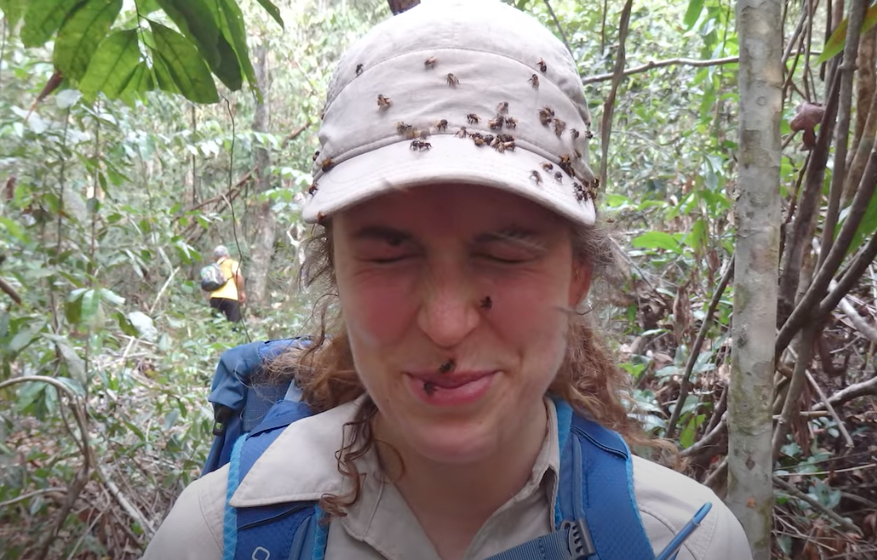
xmin=790 ymin=101 xmax=825 ymax=150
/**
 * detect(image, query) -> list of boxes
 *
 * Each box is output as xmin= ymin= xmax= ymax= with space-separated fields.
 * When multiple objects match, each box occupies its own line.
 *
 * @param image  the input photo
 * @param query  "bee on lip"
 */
xmin=377 ymin=94 xmax=392 ymax=109
xmin=410 ymin=140 xmax=432 ymax=151
xmin=466 ymin=113 xmax=480 ymax=124
xmin=480 ymin=296 xmax=492 ymax=310
xmin=447 ymin=73 xmax=460 ymax=87
xmin=355 ymin=63 xmax=364 ymax=75
xmin=423 ymin=381 xmax=437 ymax=396
xmin=435 ymin=119 xmax=449 ymax=131
xmin=424 ymin=56 xmax=437 ymax=68
xmin=537 ymin=58 xmax=547 ymax=73
xmin=529 ymin=74 xmax=539 ymax=89
xmin=438 ymin=359 xmax=456 ymax=374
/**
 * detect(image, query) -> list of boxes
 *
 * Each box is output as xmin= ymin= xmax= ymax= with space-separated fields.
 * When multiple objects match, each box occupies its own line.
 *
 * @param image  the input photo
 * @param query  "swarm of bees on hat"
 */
xmin=310 ymin=55 xmax=600 ymax=208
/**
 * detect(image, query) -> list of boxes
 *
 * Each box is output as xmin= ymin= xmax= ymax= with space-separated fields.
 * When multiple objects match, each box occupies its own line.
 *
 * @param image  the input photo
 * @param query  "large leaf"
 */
xmin=153 ymin=0 xmax=221 ymax=69
xmin=631 ymin=231 xmax=681 ymax=252
xmin=0 ymin=0 xmax=25 ymax=27
xmin=217 ymin=0 xmax=256 ymax=93
xmin=683 ymin=0 xmax=704 ymax=30
xmin=817 ymin=4 xmax=877 ymax=65
xmin=79 ymin=28 xmax=141 ymax=102
xmin=117 ymin=61 xmax=154 ymax=106
xmin=21 ymin=0 xmax=86 ymax=47
xmin=53 ymin=0 xmax=123 ymax=81
xmin=149 ymin=21 xmax=219 ymax=103
xmin=254 ymin=0 xmax=283 ymax=28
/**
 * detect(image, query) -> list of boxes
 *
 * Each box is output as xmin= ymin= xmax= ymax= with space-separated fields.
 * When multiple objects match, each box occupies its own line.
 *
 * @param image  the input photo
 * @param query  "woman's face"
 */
xmin=333 ymin=184 xmax=591 ymax=465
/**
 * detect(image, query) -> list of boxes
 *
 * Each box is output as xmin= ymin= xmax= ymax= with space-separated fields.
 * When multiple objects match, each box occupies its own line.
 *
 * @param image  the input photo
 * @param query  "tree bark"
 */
xmin=728 ymin=2 xmax=782 ymax=558
xmin=249 ymin=44 xmax=275 ymax=308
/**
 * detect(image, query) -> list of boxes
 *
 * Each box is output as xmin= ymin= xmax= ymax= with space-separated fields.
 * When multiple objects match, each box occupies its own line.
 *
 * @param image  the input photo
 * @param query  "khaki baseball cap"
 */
xmin=303 ymin=0 xmax=597 ymax=226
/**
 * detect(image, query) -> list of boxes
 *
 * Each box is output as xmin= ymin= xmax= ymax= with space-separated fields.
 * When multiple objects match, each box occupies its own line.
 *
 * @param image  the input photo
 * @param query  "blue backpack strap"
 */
xmin=486 ymin=399 xmax=654 ymax=560
xmin=224 ymin=398 xmax=326 ymax=560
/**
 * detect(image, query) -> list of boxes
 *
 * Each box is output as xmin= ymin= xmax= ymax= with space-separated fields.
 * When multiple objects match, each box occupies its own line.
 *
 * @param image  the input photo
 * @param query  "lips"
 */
xmin=406 ymin=370 xmax=496 ymax=389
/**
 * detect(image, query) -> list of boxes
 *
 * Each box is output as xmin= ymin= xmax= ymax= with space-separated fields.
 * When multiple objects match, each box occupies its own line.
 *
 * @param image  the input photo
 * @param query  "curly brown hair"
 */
xmin=269 ymin=218 xmax=666 ymax=518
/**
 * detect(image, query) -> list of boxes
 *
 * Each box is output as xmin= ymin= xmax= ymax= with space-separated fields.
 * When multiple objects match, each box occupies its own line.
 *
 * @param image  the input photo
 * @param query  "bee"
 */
xmin=472 ymin=134 xmax=488 ymax=147
xmin=355 ymin=63 xmax=364 ymax=76
xmin=317 ymin=211 xmax=327 ymax=225
xmin=321 ymin=157 xmax=335 ymax=172
xmin=308 ymin=182 xmax=318 ymax=195
xmin=559 ymin=154 xmax=573 ymax=174
xmin=489 ymin=116 xmax=504 ymax=130
xmin=553 ymin=118 xmax=566 ymax=137
xmin=377 ymin=94 xmax=392 ymax=109
xmin=505 ymin=116 xmax=517 ymax=129
xmin=594 ymin=177 xmax=601 ymax=190
xmin=529 ymin=74 xmax=539 ymax=89
xmin=418 ymin=128 xmax=431 ymax=139
xmin=438 ymin=359 xmax=455 ymax=374
xmin=480 ymin=296 xmax=492 ymax=310
xmin=435 ymin=119 xmax=448 ymax=131
xmin=396 ymin=121 xmax=413 ymax=136
xmin=537 ymin=58 xmax=547 ymax=73
xmin=312 ymin=150 xmax=320 ymax=162
xmin=425 ymin=56 xmax=437 ymax=69
xmin=495 ymin=141 xmax=515 ymax=153
xmin=483 ymin=134 xmax=495 ymax=146
xmin=539 ymin=107 xmax=554 ymax=126
xmin=541 ymin=162 xmax=554 ymax=171
xmin=466 ymin=113 xmax=480 ymax=124
xmin=496 ymin=101 xmax=509 ymax=114
xmin=447 ymin=73 xmax=460 ymax=87
xmin=554 ymin=171 xmax=563 ymax=183
xmin=496 ymin=133 xmax=514 ymax=143
xmin=570 ymin=129 xmax=580 ymax=140
xmin=572 ymin=182 xmax=585 ymax=202
xmin=530 ymin=170 xmax=543 ymax=185
xmin=585 ymin=183 xmax=598 ymax=201
xmin=410 ymin=140 xmax=432 ymax=151
xmin=423 ymin=381 xmax=437 ymax=396
xmin=585 ymin=128 xmax=595 ymax=139
xmin=455 ymin=127 xmax=469 ymax=138
xmin=320 ymin=109 xmax=326 ymax=120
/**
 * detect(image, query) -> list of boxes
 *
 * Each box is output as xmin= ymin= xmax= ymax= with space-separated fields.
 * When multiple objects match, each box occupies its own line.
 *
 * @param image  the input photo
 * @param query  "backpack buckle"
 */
xmin=561 ymin=518 xmax=596 ymax=559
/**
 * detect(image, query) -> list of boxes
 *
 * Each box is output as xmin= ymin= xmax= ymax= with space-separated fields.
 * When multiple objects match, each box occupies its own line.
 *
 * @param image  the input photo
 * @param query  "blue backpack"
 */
xmin=204 ymin=339 xmax=660 ymax=560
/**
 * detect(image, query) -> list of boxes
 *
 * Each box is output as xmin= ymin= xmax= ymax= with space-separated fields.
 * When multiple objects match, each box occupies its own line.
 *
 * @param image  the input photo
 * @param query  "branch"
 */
xmin=0 ymin=275 xmax=21 ymax=304
xmin=806 ymin=370 xmax=854 ymax=449
xmin=680 ymin=414 xmax=727 ymax=459
xmin=174 ymin=170 xmax=252 ymax=221
xmin=598 ymin=0 xmax=633 ymax=190
xmin=666 ymin=255 xmax=734 ymax=439
xmin=773 ymin=324 xmax=818 ymax=461
xmin=832 ymin=280 xmax=877 ymax=344
xmin=582 ymin=56 xmax=739 ymax=85
xmin=773 ymin=475 xmax=862 ymax=535
xmin=817 ymin=232 xmax=877 ymax=322
xmin=813 ymin=375 xmax=877 ymax=410
xmin=280 ymin=121 xmax=312 ymax=149
xmin=543 ymin=0 xmax=573 ymax=57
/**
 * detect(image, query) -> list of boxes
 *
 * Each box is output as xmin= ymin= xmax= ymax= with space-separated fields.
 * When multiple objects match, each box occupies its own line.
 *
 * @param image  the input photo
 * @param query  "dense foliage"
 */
xmin=1 ymin=0 xmax=876 ymax=558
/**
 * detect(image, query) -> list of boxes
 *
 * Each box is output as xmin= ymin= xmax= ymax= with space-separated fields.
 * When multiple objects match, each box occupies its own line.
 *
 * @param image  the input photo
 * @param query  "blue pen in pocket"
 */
xmin=655 ymin=502 xmax=713 ymax=560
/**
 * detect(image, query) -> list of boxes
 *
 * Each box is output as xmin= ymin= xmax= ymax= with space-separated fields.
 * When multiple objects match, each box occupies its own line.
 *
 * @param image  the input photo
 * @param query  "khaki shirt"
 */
xmin=143 ymin=399 xmax=752 ymax=560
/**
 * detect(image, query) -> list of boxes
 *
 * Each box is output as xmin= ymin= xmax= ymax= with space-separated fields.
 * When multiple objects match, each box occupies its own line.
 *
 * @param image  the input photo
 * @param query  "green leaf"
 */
xmin=118 ymin=61 xmax=153 ymax=106
xmin=79 ymin=29 xmax=141 ymax=102
xmin=100 ymin=288 xmax=125 ymax=305
xmin=80 ymin=289 xmax=100 ymax=323
xmin=21 ymin=0 xmax=86 ymax=47
xmin=115 ymin=312 xmax=139 ymax=337
xmin=149 ymin=21 xmax=219 ymax=103
xmin=631 ymin=231 xmax=681 ymax=252
xmin=254 ymin=0 xmax=283 ymax=28
xmin=217 ymin=0 xmax=254 ymax=93
xmin=683 ymin=0 xmax=704 ymax=30
xmin=846 ymin=189 xmax=877 ymax=255
xmin=817 ymin=4 xmax=877 ymax=65
xmin=52 ymin=0 xmax=122 ymax=81
xmin=0 ymin=0 xmax=25 ymax=27
xmin=153 ymin=0 xmax=221 ymax=69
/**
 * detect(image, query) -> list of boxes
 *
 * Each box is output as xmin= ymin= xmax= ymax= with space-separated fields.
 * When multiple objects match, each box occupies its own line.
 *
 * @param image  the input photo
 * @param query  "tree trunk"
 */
xmin=249 ymin=45 xmax=275 ymax=308
xmin=728 ymin=2 xmax=782 ymax=558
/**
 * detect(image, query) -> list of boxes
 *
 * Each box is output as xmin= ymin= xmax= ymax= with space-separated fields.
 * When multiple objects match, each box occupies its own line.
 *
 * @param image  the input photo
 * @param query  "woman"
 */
xmin=144 ymin=1 xmax=752 ymax=559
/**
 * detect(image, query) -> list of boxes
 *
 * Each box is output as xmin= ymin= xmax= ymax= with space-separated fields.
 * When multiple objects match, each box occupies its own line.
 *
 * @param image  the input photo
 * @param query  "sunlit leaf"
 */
xmin=217 ymin=0 xmax=256 ymax=94
xmin=683 ymin=0 xmax=704 ymax=30
xmin=149 ymin=21 xmax=219 ymax=103
xmin=79 ymin=29 xmax=141 ymax=102
xmin=631 ymin=231 xmax=681 ymax=252
xmin=53 ymin=0 xmax=123 ymax=81
xmin=153 ymin=0 xmax=221 ymax=69
xmin=817 ymin=4 xmax=877 ymax=65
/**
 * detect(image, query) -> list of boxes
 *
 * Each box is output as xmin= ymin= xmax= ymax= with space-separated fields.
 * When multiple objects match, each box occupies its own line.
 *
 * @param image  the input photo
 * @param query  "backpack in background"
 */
xmin=200 ymin=262 xmax=227 ymax=292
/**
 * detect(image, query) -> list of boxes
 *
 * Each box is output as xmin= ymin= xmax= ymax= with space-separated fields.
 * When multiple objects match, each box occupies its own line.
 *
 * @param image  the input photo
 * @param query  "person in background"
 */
xmin=209 ymin=245 xmax=245 ymax=323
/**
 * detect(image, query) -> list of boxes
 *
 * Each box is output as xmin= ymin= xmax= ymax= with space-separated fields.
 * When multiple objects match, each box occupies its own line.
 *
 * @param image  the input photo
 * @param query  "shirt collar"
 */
xmin=230 ymin=395 xmax=562 ymax=522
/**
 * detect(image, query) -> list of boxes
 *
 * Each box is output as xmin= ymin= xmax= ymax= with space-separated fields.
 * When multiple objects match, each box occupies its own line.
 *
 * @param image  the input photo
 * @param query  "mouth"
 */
xmin=406 ymin=370 xmax=495 ymax=388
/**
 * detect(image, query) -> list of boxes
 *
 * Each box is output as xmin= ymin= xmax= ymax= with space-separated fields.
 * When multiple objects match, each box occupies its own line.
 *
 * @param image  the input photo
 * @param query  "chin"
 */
xmin=401 ymin=417 xmax=504 ymax=465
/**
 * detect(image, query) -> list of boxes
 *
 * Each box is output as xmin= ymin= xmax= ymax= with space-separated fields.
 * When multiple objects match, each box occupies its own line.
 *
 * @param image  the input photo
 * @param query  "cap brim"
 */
xmin=303 ymin=135 xmax=596 ymax=226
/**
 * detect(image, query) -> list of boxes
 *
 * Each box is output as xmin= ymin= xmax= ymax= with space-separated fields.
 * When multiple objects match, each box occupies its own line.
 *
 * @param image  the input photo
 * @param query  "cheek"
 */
xmin=338 ymin=269 xmax=418 ymax=348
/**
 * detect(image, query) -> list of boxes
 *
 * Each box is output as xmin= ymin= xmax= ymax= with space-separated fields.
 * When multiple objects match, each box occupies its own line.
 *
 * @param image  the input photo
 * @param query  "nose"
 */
xmin=416 ymin=260 xmax=481 ymax=349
